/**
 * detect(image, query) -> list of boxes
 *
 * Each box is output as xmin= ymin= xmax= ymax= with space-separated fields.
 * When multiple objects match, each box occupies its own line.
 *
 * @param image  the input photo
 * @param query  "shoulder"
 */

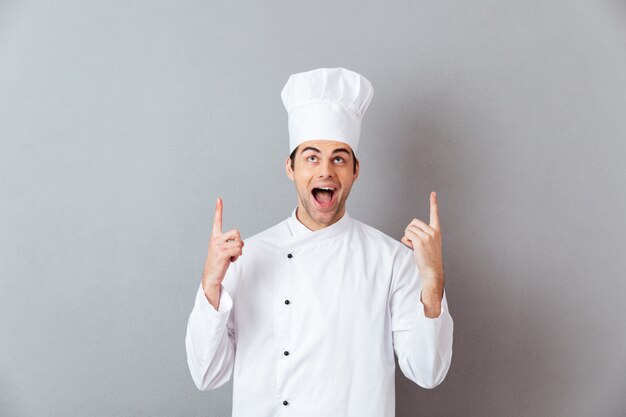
xmin=241 ymin=217 xmax=289 ymax=247
xmin=226 ymin=217 xmax=288 ymax=287
xmin=350 ymin=217 xmax=413 ymax=258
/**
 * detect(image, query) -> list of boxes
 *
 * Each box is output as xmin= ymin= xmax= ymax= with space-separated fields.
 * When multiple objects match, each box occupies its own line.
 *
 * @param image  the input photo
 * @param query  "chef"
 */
xmin=185 ymin=67 xmax=453 ymax=417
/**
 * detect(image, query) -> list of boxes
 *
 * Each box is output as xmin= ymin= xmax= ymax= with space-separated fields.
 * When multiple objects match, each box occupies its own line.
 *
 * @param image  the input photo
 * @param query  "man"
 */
xmin=185 ymin=67 xmax=453 ymax=416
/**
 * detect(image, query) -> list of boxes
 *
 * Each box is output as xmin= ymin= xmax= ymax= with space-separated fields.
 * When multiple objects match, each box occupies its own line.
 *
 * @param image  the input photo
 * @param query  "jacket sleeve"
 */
xmin=185 ymin=280 xmax=237 ymax=391
xmin=389 ymin=249 xmax=454 ymax=389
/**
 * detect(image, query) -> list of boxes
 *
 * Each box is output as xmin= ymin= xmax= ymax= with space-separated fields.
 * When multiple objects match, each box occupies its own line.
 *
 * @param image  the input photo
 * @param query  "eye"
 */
xmin=334 ymin=156 xmax=345 ymax=163
xmin=307 ymin=155 xmax=317 ymax=162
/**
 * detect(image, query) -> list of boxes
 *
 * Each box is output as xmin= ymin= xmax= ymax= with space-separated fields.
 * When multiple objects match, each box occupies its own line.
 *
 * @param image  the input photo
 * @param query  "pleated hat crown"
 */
xmin=280 ymin=67 xmax=374 ymax=154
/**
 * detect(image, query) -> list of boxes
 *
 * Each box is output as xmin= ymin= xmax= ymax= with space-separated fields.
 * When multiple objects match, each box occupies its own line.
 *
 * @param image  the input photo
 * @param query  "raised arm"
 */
xmin=185 ymin=197 xmax=244 ymax=390
xmin=394 ymin=191 xmax=453 ymax=388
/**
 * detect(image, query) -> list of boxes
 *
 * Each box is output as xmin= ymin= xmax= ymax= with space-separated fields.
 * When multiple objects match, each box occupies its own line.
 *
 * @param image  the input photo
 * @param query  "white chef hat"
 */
xmin=280 ymin=67 xmax=374 ymax=154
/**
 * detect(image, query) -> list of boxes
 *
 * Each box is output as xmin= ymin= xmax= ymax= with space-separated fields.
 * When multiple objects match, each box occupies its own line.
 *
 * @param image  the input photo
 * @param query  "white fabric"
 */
xmin=280 ymin=67 xmax=374 ymax=154
xmin=185 ymin=208 xmax=454 ymax=417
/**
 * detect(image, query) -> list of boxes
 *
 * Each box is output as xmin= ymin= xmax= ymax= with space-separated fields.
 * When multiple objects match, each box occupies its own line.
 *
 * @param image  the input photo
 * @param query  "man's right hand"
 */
xmin=201 ymin=197 xmax=244 ymax=309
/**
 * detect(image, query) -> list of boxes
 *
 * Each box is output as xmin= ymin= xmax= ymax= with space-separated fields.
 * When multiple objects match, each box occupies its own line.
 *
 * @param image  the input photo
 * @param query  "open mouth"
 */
xmin=311 ymin=186 xmax=336 ymax=208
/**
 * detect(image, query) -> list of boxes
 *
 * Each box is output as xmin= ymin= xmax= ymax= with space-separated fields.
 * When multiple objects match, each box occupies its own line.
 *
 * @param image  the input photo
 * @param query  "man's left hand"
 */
xmin=401 ymin=191 xmax=445 ymax=315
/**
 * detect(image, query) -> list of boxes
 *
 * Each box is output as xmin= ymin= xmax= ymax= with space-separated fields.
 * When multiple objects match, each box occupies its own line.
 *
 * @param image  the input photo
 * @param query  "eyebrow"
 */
xmin=301 ymin=146 xmax=351 ymax=156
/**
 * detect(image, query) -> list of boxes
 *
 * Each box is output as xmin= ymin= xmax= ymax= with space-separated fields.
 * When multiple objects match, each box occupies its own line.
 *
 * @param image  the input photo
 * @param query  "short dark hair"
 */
xmin=289 ymin=145 xmax=358 ymax=173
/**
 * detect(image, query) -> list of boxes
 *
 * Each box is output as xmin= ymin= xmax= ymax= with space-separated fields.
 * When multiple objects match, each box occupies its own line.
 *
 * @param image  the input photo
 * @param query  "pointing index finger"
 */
xmin=429 ymin=191 xmax=440 ymax=230
xmin=212 ymin=197 xmax=223 ymax=236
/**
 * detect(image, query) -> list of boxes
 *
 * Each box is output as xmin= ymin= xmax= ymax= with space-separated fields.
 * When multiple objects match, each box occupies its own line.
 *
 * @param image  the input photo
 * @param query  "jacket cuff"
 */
xmin=417 ymin=288 xmax=449 ymax=321
xmin=195 ymin=282 xmax=233 ymax=317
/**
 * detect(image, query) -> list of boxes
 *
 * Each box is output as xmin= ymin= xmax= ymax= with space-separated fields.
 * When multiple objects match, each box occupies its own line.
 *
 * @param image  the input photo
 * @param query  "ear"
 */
xmin=353 ymin=158 xmax=360 ymax=182
xmin=285 ymin=156 xmax=294 ymax=181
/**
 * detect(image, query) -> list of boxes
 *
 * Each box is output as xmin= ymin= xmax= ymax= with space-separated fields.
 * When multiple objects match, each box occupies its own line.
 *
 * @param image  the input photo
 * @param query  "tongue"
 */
xmin=314 ymin=190 xmax=333 ymax=204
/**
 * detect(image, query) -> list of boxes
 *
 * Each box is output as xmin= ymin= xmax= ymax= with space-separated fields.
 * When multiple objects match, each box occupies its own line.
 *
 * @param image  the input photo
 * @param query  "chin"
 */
xmin=314 ymin=205 xmax=343 ymax=222
xmin=312 ymin=211 xmax=335 ymax=224
xmin=301 ymin=203 xmax=334 ymax=224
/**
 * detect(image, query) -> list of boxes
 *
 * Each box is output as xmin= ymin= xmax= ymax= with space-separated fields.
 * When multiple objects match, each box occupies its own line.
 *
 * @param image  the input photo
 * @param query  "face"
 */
xmin=285 ymin=139 xmax=359 ymax=231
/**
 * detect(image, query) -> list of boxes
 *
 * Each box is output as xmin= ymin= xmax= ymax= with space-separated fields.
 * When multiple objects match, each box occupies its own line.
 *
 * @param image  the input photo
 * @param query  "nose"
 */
xmin=318 ymin=158 xmax=335 ymax=178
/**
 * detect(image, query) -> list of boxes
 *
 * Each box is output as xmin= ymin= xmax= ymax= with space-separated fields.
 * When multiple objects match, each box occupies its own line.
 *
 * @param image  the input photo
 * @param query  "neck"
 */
xmin=295 ymin=204 xmax=346 ymax=231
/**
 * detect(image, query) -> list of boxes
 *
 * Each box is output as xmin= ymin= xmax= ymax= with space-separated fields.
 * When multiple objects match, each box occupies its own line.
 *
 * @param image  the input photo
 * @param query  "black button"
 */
xmin=283 ymin=400 xmax=289 ymax=406
xmin=287 ymin=253 xmax=293 ymax=258
xmin=284 ymin=351 xmax=289 ymax=356
xmin=284 ymin=299 xmax=290 ymax=305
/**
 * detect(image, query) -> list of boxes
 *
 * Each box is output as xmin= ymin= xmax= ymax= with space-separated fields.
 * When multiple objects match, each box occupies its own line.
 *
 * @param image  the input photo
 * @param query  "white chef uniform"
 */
xmin=185 ymin=206 xmax=454 ymax=417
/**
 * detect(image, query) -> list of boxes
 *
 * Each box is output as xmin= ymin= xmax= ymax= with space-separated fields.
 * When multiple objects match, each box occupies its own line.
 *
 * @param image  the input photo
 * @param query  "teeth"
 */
xmin=318 ymin=187 xmax=335 ymax=191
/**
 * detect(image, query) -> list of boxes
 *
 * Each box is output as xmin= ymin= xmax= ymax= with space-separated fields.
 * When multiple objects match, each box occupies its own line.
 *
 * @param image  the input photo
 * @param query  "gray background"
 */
xmin=1 ymin=0 xmax=625 ymax=416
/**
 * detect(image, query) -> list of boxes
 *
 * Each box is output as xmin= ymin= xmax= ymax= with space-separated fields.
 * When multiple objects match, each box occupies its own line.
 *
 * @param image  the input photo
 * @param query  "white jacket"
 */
xmin=185 ymin=208 xmax=453 ymax=416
